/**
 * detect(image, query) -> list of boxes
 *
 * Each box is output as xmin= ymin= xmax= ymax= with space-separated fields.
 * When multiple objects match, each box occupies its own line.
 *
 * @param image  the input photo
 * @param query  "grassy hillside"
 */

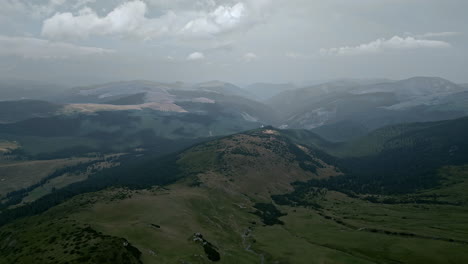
xmin=2 ymin=152 xmax=468 ymax=263
xmin=1 ymin=125 xmax=468 ymax=263
xmin=0 ymin=158 xmax=92 ymax=198
xmin=9 ymin=182 xmax=467 ymax=264
xmin=0 ymin=205 xmax=143 ymax=264
xmin=277 ymin=117 xmax=468 ymax=194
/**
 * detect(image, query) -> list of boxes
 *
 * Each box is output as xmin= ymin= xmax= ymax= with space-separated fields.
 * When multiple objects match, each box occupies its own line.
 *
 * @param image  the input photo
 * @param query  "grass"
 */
xmin=72 ymin=185 xmax=259 ymax=263
xmin=20 ymin=172 xmax=89 ymax=205
xmin=0 ymin=158 xmax=91 ymax=198
xmin=18 ymin=158 xmax=120 ymax=205
xmin=2 ymin=131 xmax=468 ymax=263
xmin=76 ymin=164 xmax=468 ymax=263
xmin=4 ymin=171 xmax=467 ymax=264
xmin=273 ymin=206 xmax=468 ymax=263
xmin=0 ymin=212 xmax=142 ymax=264
xmin=4 ymin=168 xmax=468 ymax=264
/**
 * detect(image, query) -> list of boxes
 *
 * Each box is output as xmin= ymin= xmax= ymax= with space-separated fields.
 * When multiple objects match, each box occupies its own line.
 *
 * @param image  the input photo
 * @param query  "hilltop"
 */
xmin=2 ymin=123 xmax=468 ymax=263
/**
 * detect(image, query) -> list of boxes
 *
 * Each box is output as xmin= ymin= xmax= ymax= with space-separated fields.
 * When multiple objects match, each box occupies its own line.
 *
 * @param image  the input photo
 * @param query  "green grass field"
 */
xmin=2 ymin=129 xmax=468 ymax=263
xmin=0 ymin=158 xmax=91 ymax=198
xmin=3 ymin=165 xmax=467 ymax=264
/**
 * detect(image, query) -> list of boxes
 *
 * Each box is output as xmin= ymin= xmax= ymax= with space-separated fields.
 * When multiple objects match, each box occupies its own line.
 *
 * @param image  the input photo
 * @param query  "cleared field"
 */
xmin=62 ymin=102 xmax=187 ymax=114
xmin=0 ymin=158 xmax=91 ymax=197
xmin=0 ymin=140 xmax=18 ymax=154
xmin=19 ymin=158 xmax=120 ymax=204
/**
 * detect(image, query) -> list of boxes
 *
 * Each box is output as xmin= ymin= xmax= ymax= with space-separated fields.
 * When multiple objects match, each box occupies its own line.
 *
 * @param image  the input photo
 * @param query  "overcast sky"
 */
xmin=1 ymin=0 xmax=467 ymax=85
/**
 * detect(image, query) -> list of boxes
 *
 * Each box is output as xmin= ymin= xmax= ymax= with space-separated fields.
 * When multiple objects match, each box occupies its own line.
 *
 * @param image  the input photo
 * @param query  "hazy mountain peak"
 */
xmin=244 ymin=82 xmax=298 ymax=101
xmin=197 ymin=80 xmax=235 ymax=87
xmin=355 ymin=76 xmax=463 ymax=98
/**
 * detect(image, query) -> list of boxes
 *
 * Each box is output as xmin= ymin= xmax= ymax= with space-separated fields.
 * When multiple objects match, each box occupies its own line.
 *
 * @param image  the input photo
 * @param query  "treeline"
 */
xmin=0 ymin=151 xmax=189 ymax=227
xmin=273 ymin=143 xmax=460 ymax=206
xmin=1 ymin=159 xmax=108 ymax=210
xmin=252 ymin=203 xmax=286 ymax=226
xmin=274 ymin=117 xmax=468 ymax=204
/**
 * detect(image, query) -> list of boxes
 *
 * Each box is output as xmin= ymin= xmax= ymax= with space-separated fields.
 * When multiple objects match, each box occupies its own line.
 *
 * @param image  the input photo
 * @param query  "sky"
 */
xmin=0 ymin=0 xmax=467 ymax=86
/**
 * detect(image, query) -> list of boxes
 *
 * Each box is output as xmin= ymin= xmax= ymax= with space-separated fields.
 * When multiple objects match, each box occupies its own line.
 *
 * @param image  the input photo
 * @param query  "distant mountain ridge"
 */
xmin=2 ymin=76 xmax=468 ymax=144
xmin=243 ymin=82 xmax=298 ymax=101
xmin=0 ymin=80 xmax=278 ymax=158
xmin=268 ymin=76 xmax=468 ymax=141
xmin=0 ymin=80 xmax=66 ymax=101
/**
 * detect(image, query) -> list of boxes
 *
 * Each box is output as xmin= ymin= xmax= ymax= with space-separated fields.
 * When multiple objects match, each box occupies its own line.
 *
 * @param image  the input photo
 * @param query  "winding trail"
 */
xmin=242 ymin=227 xmax=265 ymax=264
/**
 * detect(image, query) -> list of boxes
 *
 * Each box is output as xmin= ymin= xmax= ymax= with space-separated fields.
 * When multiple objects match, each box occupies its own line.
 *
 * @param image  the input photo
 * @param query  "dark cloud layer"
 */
xmin=0 ymin=0 xmax=467 ymax=85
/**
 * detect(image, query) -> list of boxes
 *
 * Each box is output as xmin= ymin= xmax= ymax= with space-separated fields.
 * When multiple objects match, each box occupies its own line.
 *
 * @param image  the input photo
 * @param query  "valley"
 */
xmin=2 ymin=2 xmax=467 ymax=263
xmin=1 ymin=78 xmax=468 ymax=263
xmin=1 ymin=123 xmax=468 ymax=263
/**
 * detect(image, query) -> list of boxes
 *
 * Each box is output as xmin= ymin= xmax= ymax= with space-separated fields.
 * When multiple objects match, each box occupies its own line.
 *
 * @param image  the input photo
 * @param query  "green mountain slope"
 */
xmin=0 ymin=109 xmax=263 ymax=159
xmin=277 ymin=116 xmax=468 ymax=196
xmin=2 ymin=124 xmax=468 ymax=263
xmin=0 ymin=127 xmax=343 ymax=263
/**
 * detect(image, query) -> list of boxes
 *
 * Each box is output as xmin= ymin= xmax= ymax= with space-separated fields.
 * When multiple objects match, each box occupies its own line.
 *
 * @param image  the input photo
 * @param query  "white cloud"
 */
xmin=415 ymin=32 xmax=462 ymax=39
xmin=144 ymin=0 xmax=215 ymax=9
xmin=1 ymin=0 xmax=71 ymax=18
xmin=181 ymin=2 xmax=245 ymax=36
xmin=285 ymin=51 xmax=302 ymax=59
xmin=0 ymin=35 xmax=113 ymax=59
xmin=42 ymin=1 xmax=152 ymax=39
xmin=41 ymin=0 xmax=269 ymax=40
xmin=187 ymin=52 xmax=205 ymax=61
xmin=243 ymin=52 xmax=257 ymax=62
xmin=320 ymin=36 xmax=451 ymax=56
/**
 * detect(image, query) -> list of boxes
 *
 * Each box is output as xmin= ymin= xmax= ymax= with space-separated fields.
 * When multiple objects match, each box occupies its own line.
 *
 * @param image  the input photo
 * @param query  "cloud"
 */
xmin=0 ymin=35 xmax=113 ymax=59
xmin=72 ymin=0 xmax=96 ymax=9
xmin=144 ymin=0 xmax=216 ymax=9
xmin=181 ymin=3 xmax=245 ymax=36
xmin=0 ymin=0 xmax=74 ymax=18
xmin=415 ymin=32 xmax=462 ymax=39
xmin=41 ymin=0 xmax=270 ymax=40
xmin=243 ymin=52 xmax=257 ymax=62
xmin=285 ymin=51 xmax=303 ymax=59
xmin=42 ymin=1 xmax=152 ymax=40
xmin=320 ymin=36 xmax=451 ymax=56
xmin=187 ymin=52 xmax=205 ymax=61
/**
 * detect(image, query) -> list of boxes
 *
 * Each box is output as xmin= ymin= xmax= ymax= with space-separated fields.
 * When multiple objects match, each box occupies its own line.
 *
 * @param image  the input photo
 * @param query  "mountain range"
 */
xmin=268 ymin=77 xmax=468 ymax=141
xmin=1 ymin=76 xmax=468 ymax=263
xmin=2 ymin=116 xmax=468 ymax=263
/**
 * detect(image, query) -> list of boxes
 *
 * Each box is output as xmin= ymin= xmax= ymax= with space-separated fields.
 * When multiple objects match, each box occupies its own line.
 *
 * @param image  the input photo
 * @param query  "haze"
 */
xmin=1 ymin=0 xmax=467 ymax=86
